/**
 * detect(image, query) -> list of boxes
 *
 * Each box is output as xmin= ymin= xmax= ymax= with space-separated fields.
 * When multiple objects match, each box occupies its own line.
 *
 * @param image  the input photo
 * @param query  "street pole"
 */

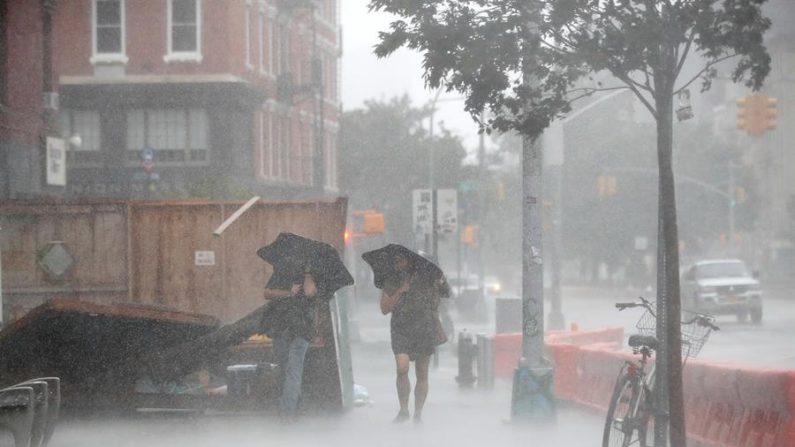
xmin=429 ymin=89 xmax=441 ymax=368
xmin=511 ymin=132 xmax=555 ymax=421
xmin=728 ymin=161 xmax=736 ymax=252
xmin=511 ymin=21 xmax=555 ymax=418
xmin=311 ymin=6 xmax=325 ymax=196
xmin=546 ymin=163 xmax=565 ymax=330
xmin=477 ymin=112 xmax=486 ymax=309
xmin=429 ymin=89 xmax=442 ymax=262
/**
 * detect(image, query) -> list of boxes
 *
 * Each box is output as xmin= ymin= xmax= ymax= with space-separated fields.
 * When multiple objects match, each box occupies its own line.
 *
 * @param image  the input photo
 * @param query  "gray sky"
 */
xmin=340 ymin=0 xmax=482 ymax=156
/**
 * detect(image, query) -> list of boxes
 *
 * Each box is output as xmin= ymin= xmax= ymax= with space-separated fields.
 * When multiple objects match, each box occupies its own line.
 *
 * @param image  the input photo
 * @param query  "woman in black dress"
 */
xmin=380 ymin=254 xmax=442 ymax=423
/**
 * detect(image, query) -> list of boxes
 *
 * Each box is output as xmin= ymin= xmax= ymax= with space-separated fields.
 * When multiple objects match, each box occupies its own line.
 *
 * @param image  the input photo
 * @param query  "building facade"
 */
xmin=52 ymin=0 xmax=340 ymax=200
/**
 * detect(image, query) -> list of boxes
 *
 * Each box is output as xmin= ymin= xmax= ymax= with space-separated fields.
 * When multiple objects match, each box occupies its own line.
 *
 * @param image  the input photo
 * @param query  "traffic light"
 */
xmin=735 ymin=187 xmax=747 ymax=204
xmin=737 ymin=94 xmax=777 ymax=136
xmin=461 ymin=224 xmax=478 ymax=246
xmin=362 ymin=212 xmax=385 ymax=234
xmin=352 ymin=209 xmax=386 ymax=235
xmin=597 ymin=175 xmax=617 ymax=197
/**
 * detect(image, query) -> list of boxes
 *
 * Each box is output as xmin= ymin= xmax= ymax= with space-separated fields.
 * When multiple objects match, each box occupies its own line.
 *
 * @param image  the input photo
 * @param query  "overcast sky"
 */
xmin=340 ymin=0 xmax=483 ymax=155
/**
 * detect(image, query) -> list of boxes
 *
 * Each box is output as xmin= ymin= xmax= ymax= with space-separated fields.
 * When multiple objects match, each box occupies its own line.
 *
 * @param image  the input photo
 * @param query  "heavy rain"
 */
xmin=0 ymin=1 xmax=793 ymax=447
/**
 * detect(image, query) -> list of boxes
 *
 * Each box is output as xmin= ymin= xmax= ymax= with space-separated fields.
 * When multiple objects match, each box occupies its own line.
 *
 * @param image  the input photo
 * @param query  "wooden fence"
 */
xmin=0 ymin=198 xmax=348 ymax=324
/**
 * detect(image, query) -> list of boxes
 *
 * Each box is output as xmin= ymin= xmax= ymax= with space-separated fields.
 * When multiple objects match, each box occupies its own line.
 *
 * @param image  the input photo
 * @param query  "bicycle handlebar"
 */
xmin=687 ymin=315 xmax=720 ymax=331
xmin=615 ymin=296 xmax=654 ymax=312
xmin=615 ymin=302 xmax=639 ymax=311
xmin=615 ymin=297 xmax=720 ymax=331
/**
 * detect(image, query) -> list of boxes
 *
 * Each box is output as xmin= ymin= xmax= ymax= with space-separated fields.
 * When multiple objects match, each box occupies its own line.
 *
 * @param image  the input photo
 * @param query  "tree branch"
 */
xmin=617 ymin=73 xmax=658 ymax=119
xmin=625 ymin=73 xmax=654 ymax=93
xmin=565 ymin=86 xmax=629 ymax=97
xmin=673 ymin=53 xmax=738 ymax=96
xmin=540 ymin=39 xmax=573 ymax=55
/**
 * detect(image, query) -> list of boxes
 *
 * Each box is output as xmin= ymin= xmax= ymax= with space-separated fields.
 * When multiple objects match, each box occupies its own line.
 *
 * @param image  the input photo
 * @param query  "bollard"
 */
xmin=476 ymin=333 xmax=494 ymax=389
xmin=456 ymin=330 xmax=477 ymax=387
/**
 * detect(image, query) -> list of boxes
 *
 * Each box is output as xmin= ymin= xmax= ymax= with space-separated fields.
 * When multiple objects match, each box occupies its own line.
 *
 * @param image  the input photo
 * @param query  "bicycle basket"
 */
xmin=634 ymin=303 xmax=715 ymax=359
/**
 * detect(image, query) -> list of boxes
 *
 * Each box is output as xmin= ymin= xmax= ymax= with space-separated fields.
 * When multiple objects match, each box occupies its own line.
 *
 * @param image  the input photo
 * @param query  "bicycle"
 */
xmin=602 ymin=296 xmax=719 ymax=447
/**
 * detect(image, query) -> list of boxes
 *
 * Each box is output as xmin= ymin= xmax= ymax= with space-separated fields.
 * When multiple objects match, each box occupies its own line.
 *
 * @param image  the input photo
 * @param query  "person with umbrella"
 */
xmin=259 ymin=233 xmax=353 ymax=423
xmin=363 ymin=245 xmax=449 ymax=423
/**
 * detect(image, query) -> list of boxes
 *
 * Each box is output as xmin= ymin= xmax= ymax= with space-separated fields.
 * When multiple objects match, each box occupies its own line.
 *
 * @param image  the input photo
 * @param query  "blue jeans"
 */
xmin=273 ymin=335 xmax=310 ymax=418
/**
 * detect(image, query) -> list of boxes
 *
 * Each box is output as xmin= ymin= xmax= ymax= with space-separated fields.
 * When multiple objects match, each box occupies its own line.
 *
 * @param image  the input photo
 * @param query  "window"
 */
xmin=267 ymin=15 xmax=275 ymax=75
xmin=277 ymin=22 xmax=290 ymax=76
xmin=166 ymin=0 xmax=201 ymax=62
xmin=91 ymin=0 xmax=127 ymax=64
xmin=280 ymin=115 xmax=290 ymax=180
xmin=126 ymin=109 xmax=209 ymax=165
xmin=60 ymin=110 xmax=102 ymax=165
xmin=258 ymin=111 xmax=270 ymax=179
xmin=244 ymin=1 xmax=252 ymax=69
xmin=258 ymin=3 xmax=265 ymax=73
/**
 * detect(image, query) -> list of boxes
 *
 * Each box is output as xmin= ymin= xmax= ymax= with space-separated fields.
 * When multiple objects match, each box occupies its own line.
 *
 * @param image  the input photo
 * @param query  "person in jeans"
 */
xmin=263 ymin=268 xmax=321 ymax=422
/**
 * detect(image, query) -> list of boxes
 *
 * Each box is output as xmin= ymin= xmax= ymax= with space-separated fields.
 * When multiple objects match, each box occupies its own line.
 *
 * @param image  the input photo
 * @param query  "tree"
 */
xmin=339 ymin=96 xmax=467 ymax=245
xmin=369 ymin=1 xmax=771 ymax=444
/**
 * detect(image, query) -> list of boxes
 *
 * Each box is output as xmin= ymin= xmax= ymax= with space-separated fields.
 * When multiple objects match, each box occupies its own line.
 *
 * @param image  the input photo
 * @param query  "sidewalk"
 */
xmin=52 ymin=301 xmax=606 ymax=447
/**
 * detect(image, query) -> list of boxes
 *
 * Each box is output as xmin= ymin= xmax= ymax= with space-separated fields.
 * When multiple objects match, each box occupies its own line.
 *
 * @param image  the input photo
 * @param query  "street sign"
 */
xmin=412 ymin=189 xmax=433 ymax=234
xmin=437 ymin=188 xmax=458 ymax=233
xmin=46 ymin=137 xmax=66 ymax=186
xmin=194 ymin=250 xmax=216 ymax=266
xmin=142 ymin=147 xmax=155 ymax=173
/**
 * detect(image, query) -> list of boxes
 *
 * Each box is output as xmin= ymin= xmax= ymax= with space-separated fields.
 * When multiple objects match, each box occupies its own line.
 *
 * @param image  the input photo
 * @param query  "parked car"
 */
xmin=681 ymin=259 xmax=762 ymax=324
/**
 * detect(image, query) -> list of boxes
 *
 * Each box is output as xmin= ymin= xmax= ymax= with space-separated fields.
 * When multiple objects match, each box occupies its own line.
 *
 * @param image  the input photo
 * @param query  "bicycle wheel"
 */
xmin=603 ymin=374 xmax=650 ymax=447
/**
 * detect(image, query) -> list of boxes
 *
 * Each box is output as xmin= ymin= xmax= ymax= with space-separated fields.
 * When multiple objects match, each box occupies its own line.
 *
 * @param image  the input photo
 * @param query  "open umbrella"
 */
xmin=257 ymin=233 xmax=354 ymax=296
xmin=361 ymin=244 xmax=450 ymax=297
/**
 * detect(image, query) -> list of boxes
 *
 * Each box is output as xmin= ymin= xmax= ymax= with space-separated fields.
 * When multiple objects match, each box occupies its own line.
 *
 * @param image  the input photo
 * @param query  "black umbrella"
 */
xmin=361 ymin=244 xmax=450 ymax=298
xmin=257 ymin=233 xmax=354 ymax=296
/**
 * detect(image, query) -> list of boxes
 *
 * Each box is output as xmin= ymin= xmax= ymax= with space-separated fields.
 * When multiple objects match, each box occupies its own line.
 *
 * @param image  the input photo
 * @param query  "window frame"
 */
xmin=91 ymin=0 xmax=128 ymax=65
xmin=164 ymin=0 xmax=203 ymax=63
xmin=125 ymin=108 xmax=210 ymax=167
xmin=267 ymin=11 xmax=275 ymax=76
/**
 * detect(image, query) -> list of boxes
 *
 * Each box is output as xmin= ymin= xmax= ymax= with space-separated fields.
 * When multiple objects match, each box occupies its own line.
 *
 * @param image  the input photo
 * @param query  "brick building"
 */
xmin=51 ymin=0 xmax=340 ymax=199
xmin=0 ymin=0 xmax=60 ymax=199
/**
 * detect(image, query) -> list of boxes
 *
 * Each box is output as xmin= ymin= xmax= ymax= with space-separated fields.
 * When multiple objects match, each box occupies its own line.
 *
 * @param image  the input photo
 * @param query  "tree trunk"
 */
xmin=656 ymin=84 xmax=686 ymax=446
